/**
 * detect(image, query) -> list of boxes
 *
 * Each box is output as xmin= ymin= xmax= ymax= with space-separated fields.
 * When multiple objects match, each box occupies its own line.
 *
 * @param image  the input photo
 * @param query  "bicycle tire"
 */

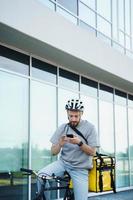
xmin=63 ymin=189 xmax=74 ymax=200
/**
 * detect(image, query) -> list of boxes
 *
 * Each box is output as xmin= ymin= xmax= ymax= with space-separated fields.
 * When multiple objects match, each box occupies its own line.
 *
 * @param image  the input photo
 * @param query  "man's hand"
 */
xmin=51 ymin=136 xmax=68 ymax=155
xmin=67 ymin=135 xmax=96 ymax=156
xmin=66 ymin=135 xmax=81 ymax=145
xmin=59 ymin=136 xmax=68 ymax=147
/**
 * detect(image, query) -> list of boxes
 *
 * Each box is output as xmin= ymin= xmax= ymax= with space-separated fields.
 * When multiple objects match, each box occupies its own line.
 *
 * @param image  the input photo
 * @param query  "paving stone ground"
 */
xmin=88 ymin=190 xmax=133 ymax=200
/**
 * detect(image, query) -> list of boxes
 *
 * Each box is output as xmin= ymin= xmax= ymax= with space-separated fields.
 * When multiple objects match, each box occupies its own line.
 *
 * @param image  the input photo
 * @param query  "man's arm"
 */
xmin=51 ymin=136 xmax=68 ymax=155
xmin=51 ymin=143 xmax=61 ymax=155
xmin=79 ymin=143 xmax=96 ymax=156
xmin=68 ymin=136 xmax=96 ymax=156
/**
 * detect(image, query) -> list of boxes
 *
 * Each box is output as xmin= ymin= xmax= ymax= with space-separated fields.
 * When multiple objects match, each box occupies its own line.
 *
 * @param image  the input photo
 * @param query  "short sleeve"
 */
xmin=87 ymin=125 xmax=99 ymax=147
xmin=50 ymin=124 xmax=66 ymax=144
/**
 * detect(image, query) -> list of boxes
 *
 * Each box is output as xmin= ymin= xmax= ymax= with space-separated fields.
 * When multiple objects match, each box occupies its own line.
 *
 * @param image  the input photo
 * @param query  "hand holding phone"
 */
xmin=66 ymin=134 xmax=74 ymax=138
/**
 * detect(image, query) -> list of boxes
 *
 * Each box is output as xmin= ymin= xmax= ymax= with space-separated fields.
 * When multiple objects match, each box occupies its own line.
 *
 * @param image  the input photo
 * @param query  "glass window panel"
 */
xmin=0 ymin=45 xmax=29 ymax=75
xmin=31 ymin=81 xmax=56 ymax=168
xmin=57 ymin=6 xmax=77 ymax=25
xmin=58 ymin=88 xmax=79 ymax=125
xmin=31 ymin=81 xmax=57 ymax=199
xmin=38 ymin=0 xmax=55 ymax=10
xmin=80 ymin=21 xmax=96 ymax=35
xmin=99 ymin=100 xmax=114 ymax=154
xmin=115 ymin=90 xmax=127 ymax=105
xmin=125 ymin=0 xmax=130 ymax=35
xmin=132 ymin=0 xmax=133 ymax=38
xmin=113 ymin=41 xmax=125 ymax=54
xmin=59 ymin=68 xmax=79 ymax=90
xmin=128 ymin=95 xmax=133 ymax=107
xmin=97 ymin=0 xmax=111 ymax=21
xmin=128 ymin=108 xmax=133 ymax=185
xmin=0 ymin=71 xmax=28 ymax=199
xmin=32 ymin=58 xmax=57 ymax=84
xmin=112 ymin=0 xmax=118 ymax=41
xmin=79 ymin=3 xmax=96 ymax=28
xmin=97 ymin=16 xmax=111 ymax=38
xmin=126 ymin=35 xmax=131 ymax=50
xmin=57 ymin=0 xmax=77 ymax=15
xmin=115 ymin=105 xmax=129 ymax=187
xmin=80 ymin=0 xmax=96 ymax=10
xmin=99 ymin=84 xmax=113 ymax=102
xmin=81 ymin=95 xmax=98 ymax=132
xmin=118 ymin=0 xmax=124 ymax=31
xmin=97 ymin=32 xmax=111 ymax=46
xmin=81 ymin=77 xmax=98 ymax=97
xmin=132 ymin=38 xmax=133 ymax=51
xmin=126 ymin=50 xmax=133 ymax=59
xmin=119 ymin=31 xmax=125 ymax=46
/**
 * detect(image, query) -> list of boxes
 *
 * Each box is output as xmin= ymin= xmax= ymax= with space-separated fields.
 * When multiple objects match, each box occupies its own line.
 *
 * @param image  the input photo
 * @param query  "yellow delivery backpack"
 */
xmin=89 ymin=153 xmax=116 ymax=193
xmin=67 ymin=126 xmax=116 ymax=193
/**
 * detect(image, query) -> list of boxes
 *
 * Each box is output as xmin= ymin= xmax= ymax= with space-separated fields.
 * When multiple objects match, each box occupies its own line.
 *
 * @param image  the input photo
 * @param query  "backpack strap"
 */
xmin=96 ymin=152 xmax=116 ymax=193
xmin=68 ymin=124 xmax=88 ymax=144
xmin=110 ymin=157 xmax=116 ymax=193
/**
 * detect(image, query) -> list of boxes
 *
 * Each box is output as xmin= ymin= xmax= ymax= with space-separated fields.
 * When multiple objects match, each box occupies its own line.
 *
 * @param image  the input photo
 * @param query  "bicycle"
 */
xmin=20 ymin=168 xmax=74 ymax=200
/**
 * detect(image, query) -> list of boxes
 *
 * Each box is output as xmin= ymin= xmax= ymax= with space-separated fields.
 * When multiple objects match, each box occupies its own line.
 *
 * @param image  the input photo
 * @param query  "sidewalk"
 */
xmin=88 ymin=190 xmax=133 ymax=200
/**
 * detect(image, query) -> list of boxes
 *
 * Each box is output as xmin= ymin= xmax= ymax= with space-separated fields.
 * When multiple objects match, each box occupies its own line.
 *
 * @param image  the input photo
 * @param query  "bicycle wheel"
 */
xmin=33 ymin=191 xmax=46 ymax=200
xmin=63 ymin=189 xmax=74 ymax=200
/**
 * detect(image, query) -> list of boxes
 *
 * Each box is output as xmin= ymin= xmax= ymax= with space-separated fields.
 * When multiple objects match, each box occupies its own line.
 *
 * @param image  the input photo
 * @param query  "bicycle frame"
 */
xmin=20 ymin=168 xmax=74 ymax=200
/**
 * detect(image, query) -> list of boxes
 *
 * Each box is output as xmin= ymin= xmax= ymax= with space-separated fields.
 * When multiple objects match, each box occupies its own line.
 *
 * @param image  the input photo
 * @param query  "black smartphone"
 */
xmin=66 ymin=134 xmax=74 ymax=138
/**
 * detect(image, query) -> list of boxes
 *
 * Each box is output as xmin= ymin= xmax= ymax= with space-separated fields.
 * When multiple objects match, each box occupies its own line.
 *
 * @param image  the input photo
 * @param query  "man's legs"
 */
xmin=37 ymin=160 xmax=65 ymax=200
xmin=68 ymin=168 xmax=88 ymax=200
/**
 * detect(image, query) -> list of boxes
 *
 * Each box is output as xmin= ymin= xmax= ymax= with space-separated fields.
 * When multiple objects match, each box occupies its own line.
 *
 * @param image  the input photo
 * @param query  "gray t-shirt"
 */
xmin=50 ymin=120 xmax=98 ymax=169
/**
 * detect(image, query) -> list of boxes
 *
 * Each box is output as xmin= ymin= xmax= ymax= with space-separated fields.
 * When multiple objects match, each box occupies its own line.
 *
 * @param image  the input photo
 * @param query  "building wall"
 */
xmin=0 ymin=0 xmax=133 ymax=93
xmin=0 ymin=0 xmax=133 ymax=200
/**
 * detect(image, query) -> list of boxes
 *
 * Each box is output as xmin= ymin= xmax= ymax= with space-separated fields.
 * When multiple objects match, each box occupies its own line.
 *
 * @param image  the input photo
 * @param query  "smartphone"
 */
xmin=66 ymin=134 xmax=74 ymax=138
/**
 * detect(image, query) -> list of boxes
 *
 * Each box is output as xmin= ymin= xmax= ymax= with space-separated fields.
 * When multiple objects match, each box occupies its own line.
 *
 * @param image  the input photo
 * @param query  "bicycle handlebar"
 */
xmin=20 ymin=168 xmax=33 ymax=174
xmin=20 ymin=168 xmax=70 ymax=182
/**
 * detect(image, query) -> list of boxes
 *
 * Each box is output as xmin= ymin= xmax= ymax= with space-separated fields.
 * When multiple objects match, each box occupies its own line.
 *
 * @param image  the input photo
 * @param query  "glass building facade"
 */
xmin=0 ymin=44 xmax=133 ymax=199
xmin=41 ymin=0 xmax=133 ymax=59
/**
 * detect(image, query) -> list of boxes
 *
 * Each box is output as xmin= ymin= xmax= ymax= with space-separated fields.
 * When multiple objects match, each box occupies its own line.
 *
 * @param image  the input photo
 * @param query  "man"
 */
xmin=38 ymin=99 xmax=98 ymax=200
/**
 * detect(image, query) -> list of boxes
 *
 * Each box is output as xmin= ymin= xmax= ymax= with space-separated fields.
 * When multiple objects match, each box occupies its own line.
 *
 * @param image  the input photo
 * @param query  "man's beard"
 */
xmin=69 ymin=121 xmax=79 ymax=127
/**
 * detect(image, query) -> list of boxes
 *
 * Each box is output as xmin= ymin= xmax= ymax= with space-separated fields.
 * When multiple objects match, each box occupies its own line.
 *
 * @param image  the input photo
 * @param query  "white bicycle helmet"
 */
xmin=65 ymin=99 xmax=84 ymax=112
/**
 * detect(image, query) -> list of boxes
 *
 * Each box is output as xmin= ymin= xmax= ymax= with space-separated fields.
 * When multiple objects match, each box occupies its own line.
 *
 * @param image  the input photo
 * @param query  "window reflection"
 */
xmin=32 ymin=58 xmax=57 ymax=84
xmin=128 ymin=107 xmax=133 ymax=186
xmin=81 ymin=95 xmax=98 ymax=132
xmin=97 ymin=16 xmax=111 ymax=38
xmin=97 ymin=0 xmax=111 ymax=21
xmin=126 ymin=35 xmax=131 ymax=50
xmin=97 ymin=32 xmax=111 ymax=45
xmin=119 ymin=31 xmax=125 ymax=46
xmin=99 ymin=100 xmax=114 ymax=154
xmin=57 ymin=6 xmax=77 ymax=25
xmin=115 ymin=104 xmax=129 ymax=187
xmin=0 ymin=45 xmax=29 ymax=75
xmin=115 ymin=90 xmax=127 ymax=105
xmin=80 ymin=0 xmax=96 ymax=10
xmin=31 ymin=81 xmax=56 ymax=169
xmin=79 ymin=3 xmax=96 ymax=28
xmin=31 ymin=80 xmax=57 ymax=200
xmin=112 ymin=0 xmax=118 ymax=41
xmin=59 ymin=68 xmax=79 ymax=90
xmin=80 ymin=21 xmax=96 ymax=35
xmin=39 ymin=0 xmax=55 ymax=10
xmin=81 ymin=77 xmax=98 ymax=97
xmin=128 ymin=95 xmax=133 ymax=107
xmin=57 ymin=0 xmax=77 ymax=15
xmin=125 ymin=0 xmax=130 ymax=35
xmin=99 ymin=84 xmax=113 ymax=102
xmin=132 ymin=1 xmax=133 ymax=40
xmin=118 ymin=0 xmax=124 ymax=31
xmin=58 ymin=88 xmax=79 ymax=125
xmin=0 ymin=71 xmax=28 ymax=199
